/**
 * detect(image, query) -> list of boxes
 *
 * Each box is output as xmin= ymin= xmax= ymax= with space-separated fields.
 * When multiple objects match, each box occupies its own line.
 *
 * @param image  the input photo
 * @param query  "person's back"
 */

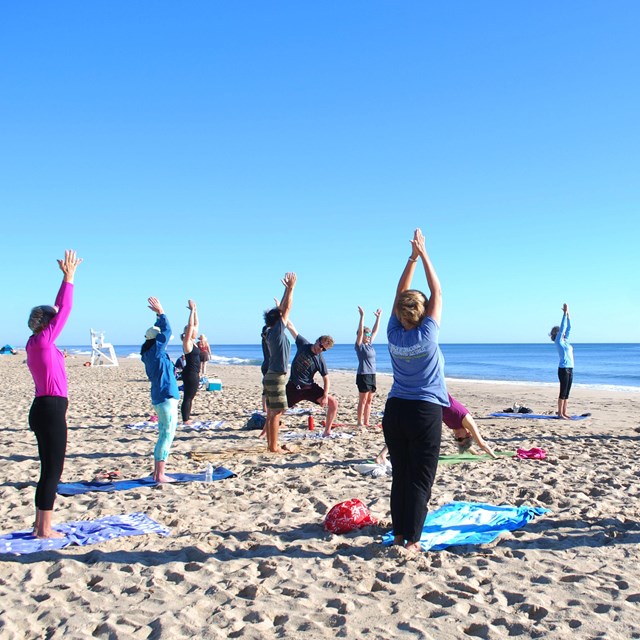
xmin=387 ymin=314 xmax=447 ymax=405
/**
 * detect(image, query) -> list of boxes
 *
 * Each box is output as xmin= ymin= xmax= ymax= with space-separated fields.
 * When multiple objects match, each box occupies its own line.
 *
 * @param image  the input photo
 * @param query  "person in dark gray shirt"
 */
xmin=285 ymin=322 xmax=338 ymax=437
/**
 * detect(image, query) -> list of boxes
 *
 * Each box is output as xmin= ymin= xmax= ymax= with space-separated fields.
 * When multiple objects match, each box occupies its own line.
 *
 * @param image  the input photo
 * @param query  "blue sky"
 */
xmin=1 ymin=1 xmax=638 ymax=347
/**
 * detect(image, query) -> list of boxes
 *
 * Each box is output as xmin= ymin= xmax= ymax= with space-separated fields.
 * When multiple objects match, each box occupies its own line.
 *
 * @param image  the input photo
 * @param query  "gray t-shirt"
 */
xmin=266 ymin=320 xmax=290 ymax=374
xmin=290 ymin=335 xmax=327 ymax=386
xmin=355 ymin=343 xmax=376 ymax=375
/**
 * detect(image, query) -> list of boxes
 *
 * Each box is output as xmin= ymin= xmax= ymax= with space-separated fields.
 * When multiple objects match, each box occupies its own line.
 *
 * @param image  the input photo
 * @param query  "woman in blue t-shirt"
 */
xmin=382 ymin=228 xmax=448 ymax=551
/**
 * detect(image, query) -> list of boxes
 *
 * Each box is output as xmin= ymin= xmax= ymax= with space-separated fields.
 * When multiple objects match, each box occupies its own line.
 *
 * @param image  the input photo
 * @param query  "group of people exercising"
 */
xmin=26 ymin=232 xmax=574 ymax=549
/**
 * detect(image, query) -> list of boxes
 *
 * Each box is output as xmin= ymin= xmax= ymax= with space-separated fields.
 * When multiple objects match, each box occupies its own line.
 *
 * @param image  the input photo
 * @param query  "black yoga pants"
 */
xmin=29 ymin=396 xmax=68 ymax=511
xmin=382 ymin=397 xmax=442 ymax=543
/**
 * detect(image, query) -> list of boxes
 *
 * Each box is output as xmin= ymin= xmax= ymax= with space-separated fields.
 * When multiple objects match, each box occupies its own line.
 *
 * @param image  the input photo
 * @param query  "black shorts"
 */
xmin=356 ymin=374 xmax=377 ymax=393
xmin=286 ymin=381 xmax=324 ymax=407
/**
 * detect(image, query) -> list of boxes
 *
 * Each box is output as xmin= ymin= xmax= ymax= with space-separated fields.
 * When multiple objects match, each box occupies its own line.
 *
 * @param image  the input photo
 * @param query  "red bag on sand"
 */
xmin=324 ymin=499 xmax=377 ymax=534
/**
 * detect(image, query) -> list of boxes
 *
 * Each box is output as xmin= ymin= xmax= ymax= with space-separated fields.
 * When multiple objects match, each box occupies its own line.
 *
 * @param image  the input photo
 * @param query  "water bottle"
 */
xmin=204 ymin=462 xmax=213 ymax=482
xmin=308 ymin=415 xmax=314 ymax=431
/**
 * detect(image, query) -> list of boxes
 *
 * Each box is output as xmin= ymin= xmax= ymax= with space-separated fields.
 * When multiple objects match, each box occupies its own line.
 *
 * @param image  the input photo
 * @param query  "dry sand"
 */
xmin=0 ymin=355 xmax=639 ymax=639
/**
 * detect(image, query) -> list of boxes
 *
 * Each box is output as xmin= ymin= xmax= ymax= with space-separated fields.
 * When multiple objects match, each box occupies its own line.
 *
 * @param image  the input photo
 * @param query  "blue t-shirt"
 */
xmin=266 ymin=320 xmax=290 ymax=374
xmin=141 ymin=314 xmax=180 ymax=405
xmin=387 ymin=314 xmax=448 ymax=405
xmin=355 ymin=343 xmax=376 ymax=375
xmin=290 ymin=335 xmax=327 ymax=386
xmin=555 ymin=314 xmax=574 ymax=368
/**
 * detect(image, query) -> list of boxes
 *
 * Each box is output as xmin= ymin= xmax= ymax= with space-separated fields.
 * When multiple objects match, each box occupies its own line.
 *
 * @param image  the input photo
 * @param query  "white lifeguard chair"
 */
xmin=90 ymin=329 xmax=118 ymax=367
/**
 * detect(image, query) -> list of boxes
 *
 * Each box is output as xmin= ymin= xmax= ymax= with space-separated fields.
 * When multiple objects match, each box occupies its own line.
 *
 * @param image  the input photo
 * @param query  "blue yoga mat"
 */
xmin=381 ymin=501 xmax=548 ymax=551
xmin=489 ymin=412 xmax=591 ymax=420
xmin=58 ymin=467 xmax=236 ymax=496
xmin=0 ymin=512 xmax=170 ymax=556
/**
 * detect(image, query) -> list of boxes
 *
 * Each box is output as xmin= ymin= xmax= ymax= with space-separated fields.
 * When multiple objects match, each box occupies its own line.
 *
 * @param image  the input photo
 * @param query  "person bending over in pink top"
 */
xmin=26 ymin=249 xmax=83 ymax=538
xmin=376 ymin=393 xmax=497 ymax=464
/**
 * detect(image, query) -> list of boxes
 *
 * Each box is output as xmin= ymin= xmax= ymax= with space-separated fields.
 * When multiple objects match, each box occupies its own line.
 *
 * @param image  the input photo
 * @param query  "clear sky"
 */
xmin=1 ymin=1 xmax=638 ymax=347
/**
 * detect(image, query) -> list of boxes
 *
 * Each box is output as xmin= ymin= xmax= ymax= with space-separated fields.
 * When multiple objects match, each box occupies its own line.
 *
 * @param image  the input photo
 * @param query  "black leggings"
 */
xmin=382 ymin=397 xmax=442 ymax=543
xmin=29 ymin=396 xmax=68 ymax=511
xmin=558 ymin=367 xmax=573 ymax=400
xmin=181 ymin=374 xmax=199 ymax=421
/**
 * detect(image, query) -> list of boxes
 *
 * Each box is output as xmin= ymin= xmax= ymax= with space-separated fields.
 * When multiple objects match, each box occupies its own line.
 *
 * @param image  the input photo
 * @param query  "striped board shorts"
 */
xmin=263 ymin=372 xmax=288 ymax=410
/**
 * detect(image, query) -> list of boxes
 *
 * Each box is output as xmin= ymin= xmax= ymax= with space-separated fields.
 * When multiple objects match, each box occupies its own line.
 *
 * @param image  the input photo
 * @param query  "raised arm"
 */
xmin=279 ymin=272 xmax=297 ymax=324
xmin=392 ymin=233 xmax=420 ymax=317
xmin=183 ymin=299 xmax=197 ymax=352
xmin=558 ymin=304 xmax=570 ymax=341
xmin=414 ymin=229 xmax=442 ymax=325
xmin=285 ymin=319 xmax=299 ymax=341
xmin=147 ymin=297 xmax=171 ymax=348
xmin=356 ymin=306 xmax=365 ymax=346
xmin=44 ymin=250 xmax=83 ymax=342
xmin=370 ymin=308 xmax=382 ymax=342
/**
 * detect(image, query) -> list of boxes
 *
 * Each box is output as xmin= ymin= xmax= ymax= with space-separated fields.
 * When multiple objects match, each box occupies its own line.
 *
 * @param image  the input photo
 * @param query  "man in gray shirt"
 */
xmin=262 ymin=272 xmax=296 ymax=453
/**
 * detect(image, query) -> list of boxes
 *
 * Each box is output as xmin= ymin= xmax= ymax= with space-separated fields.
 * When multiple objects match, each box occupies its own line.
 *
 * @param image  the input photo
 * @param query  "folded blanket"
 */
xmin=381 ymin=501 xmax=548 ymax=551
xmin=0 ymin=512 xmax=170 ymax=556
xmin=282 ymin=431 xmax=353 ymax=441
xmin=124 ymin=420 xmax=225 ymax=431
xmin=490 ymin=412 xmax=591 ymax=420
xmin=58 ymin=467 xmax=236 ymax=496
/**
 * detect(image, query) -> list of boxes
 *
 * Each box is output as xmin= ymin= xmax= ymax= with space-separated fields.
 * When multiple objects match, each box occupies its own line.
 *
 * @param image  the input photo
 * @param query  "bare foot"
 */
xmin=268 ymin=445 xmax=295 ymax=454
xmin=404 ymin=541 xmax=422 ymax=552
xmin=322 ymin=430 xmax=332 ymax=438
xmin=558 ymin=414 xmax=570 ymax=420
xmin=393 ymin=535 xmax=404 ymax=546
xmin=258 ymin=429 xmax=266 ymax=439
xmin=375 ymin=454 xmax=387 ymax=465
xmin=153 ymin=474 xmax=176 ymax=483
xmin=356 ymin=422 xmax=364 ymax=428
xmin=183 ymin=420 xmax=193 ymax=426
xmin=35 ymin=529 xmax=65 ymax=539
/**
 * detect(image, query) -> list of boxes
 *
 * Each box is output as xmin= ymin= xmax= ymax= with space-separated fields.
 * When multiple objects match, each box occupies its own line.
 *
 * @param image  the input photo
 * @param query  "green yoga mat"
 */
xmin=438 ymin=451 xmax=514 ymax=465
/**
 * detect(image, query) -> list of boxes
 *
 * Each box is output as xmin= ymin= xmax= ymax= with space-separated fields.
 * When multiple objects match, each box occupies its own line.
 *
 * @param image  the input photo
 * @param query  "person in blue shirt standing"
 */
xmin=383 ymin=228 xmax=449 ymax=552
xmin=549 ymin=303 xmax=574 ymax=419
xmin=141 ymin=297 xmax=180 ymax=482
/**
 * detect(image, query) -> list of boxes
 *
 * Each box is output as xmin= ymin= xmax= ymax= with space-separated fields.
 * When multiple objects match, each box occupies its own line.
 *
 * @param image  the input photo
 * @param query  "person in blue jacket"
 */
xmin=141 ymin=296 xmax=180 ymax=482
xmin=549 ymin=303 xmax=574 ymax=419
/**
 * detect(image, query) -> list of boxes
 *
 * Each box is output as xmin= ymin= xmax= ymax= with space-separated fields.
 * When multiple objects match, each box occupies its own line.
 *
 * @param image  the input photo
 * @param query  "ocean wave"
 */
xmin=209 ymin=355 xmax=261 ymax=366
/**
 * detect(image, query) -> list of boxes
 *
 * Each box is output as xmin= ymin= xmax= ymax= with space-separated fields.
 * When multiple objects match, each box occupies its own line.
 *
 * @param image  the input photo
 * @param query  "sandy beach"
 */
xmin=0 ymin=355 xmax=639 ymax=639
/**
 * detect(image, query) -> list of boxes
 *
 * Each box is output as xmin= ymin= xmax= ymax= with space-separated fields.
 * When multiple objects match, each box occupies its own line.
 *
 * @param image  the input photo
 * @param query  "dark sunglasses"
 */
xmin=317 ymin=340 xmax=326 ymax=352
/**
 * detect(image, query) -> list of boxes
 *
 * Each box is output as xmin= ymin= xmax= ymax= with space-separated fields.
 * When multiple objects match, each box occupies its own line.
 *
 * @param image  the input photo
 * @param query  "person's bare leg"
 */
xmin=363 ymin=392 xmax=374 ymax=426
xmin=153 ymin=460 xmax=175 ymax=483
xmin=267 ymin=409 xmax=284 ymax=452
xmin=375 ymin=445 xmax=388 ymax=465
xmin=322 ymin=396 xmax=339 ymax=437
xmin=357 ymin=392 xmax=366 ymax=427
xmin=34 ymin=509 xmax=64 ymax=539
xmin=558 ymin=398 xmax=570 ymax=419
xmin=561 ymin=399 xmax=571 ymax=419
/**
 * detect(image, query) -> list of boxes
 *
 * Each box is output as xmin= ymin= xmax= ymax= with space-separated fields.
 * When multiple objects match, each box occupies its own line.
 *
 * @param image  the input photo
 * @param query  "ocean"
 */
xmin=61 ymin=343 xmax=640 ymax=391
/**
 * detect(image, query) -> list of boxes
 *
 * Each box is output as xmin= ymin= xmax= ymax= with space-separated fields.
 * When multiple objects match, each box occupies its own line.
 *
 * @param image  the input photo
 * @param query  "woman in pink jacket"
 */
xmin=26 ymin=249 xmax=82 ymax=538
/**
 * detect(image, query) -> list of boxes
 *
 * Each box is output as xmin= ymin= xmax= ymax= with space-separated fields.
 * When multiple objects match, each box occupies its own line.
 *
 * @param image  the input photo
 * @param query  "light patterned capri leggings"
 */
xmin=153 ymin=397 xmax=179 ymax=461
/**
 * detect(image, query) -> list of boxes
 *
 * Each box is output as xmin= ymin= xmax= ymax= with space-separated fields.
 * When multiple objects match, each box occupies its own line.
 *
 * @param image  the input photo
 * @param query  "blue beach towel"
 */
xmin=0 ymin=512 xmax=170 ymax=556
xmin=381 ymin=501 xmax=548 ymax=551
xmin=58 ymin=467 xmax=236 ymax=496
xmin=490 ymin=412 xmax=591 ymax=420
